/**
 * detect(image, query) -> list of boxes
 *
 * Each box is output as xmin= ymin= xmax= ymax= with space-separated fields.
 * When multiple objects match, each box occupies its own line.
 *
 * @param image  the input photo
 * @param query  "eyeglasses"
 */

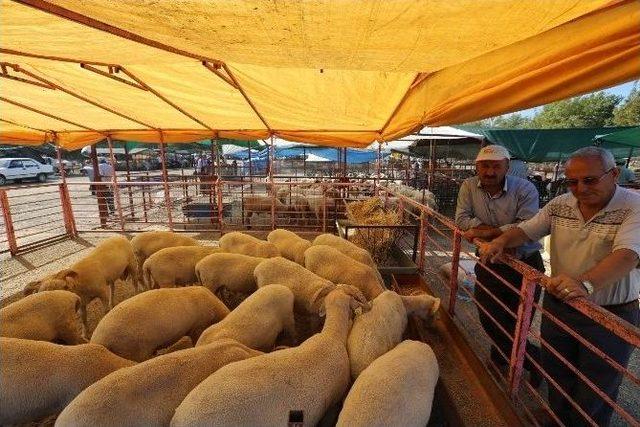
xmin=564 ymin=168 xmax=614 ymax=187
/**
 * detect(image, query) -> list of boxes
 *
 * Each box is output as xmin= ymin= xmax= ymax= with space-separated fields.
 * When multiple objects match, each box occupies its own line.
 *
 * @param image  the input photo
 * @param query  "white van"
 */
xmin=0 ymin=158 xmax=55 ymax=185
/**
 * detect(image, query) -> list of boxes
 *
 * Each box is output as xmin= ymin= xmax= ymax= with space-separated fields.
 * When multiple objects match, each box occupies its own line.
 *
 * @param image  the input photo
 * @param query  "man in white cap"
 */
xmin=455 ymin=144 xmax=543 ymax=384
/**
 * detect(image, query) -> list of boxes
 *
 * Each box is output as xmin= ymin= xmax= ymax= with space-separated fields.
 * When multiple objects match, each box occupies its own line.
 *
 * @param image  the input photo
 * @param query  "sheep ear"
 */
xmin=57 ymin=269 xmax=79 ymax=284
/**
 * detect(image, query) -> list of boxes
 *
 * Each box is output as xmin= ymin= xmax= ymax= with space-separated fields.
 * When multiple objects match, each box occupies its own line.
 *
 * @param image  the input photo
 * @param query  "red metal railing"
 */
xmin=378 ymin=184 xmax=640 ymax=427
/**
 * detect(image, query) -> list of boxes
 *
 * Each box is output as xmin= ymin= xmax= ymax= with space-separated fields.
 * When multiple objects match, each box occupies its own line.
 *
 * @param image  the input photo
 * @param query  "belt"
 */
xmin=602 ymin=299 xmax=639 ymax=310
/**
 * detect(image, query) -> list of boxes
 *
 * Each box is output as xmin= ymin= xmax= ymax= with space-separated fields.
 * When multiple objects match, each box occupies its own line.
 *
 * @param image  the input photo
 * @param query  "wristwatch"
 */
xmin=581 ymin=280 xmax=595 ymax=295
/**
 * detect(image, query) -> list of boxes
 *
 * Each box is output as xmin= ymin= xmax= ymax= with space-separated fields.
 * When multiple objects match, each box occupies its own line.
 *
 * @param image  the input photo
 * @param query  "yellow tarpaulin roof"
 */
xmin=1 ymin=0 xmax=639 ymax=149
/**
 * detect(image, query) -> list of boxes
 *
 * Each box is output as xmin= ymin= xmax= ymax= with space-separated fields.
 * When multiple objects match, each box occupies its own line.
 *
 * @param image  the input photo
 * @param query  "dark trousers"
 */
xmin=474 ymin=251 xmax=544 ymax=369
xmin=541 ymin=296 xmax=639 ymax=426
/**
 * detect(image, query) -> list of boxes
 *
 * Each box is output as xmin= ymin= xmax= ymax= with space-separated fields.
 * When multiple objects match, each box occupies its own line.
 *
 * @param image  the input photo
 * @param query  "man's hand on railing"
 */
xmin=477 ymin=239 xmax=506 ymax=264
xmin=546 ymin=273 xmax=588 ymax=301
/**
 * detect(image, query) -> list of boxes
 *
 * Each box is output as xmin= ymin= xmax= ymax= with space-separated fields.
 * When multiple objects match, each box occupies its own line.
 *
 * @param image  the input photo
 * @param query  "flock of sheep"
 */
xmin=1 ymin=229 xmax=441 ymax=426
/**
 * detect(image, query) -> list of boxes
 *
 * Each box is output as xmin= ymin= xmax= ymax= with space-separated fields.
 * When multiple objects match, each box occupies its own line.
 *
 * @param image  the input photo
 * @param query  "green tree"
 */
xmin=531 ymin=92 xmax=622 ymax=128
xmin=613 ymin=84 xmax=640 ymax=126
xmin=492 ymin=113 xmax=532 ymax=129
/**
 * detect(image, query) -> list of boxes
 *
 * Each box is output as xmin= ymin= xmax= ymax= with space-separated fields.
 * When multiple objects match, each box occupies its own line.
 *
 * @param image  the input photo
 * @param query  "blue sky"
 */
xmin=517 ymin=79 xmax=638 ymax=118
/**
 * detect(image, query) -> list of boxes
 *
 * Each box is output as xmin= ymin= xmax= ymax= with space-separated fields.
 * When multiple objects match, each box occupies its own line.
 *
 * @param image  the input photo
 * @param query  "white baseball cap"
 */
xmin=475 ymin=145 xmax=511 ymax=162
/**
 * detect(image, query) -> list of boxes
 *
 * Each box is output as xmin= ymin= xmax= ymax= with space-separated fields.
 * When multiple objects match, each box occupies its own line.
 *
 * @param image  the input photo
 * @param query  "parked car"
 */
xmin=0 ymin=158 xmax=55 ymax=185
xmin=42 ymin=156 xmax=74 ymax=174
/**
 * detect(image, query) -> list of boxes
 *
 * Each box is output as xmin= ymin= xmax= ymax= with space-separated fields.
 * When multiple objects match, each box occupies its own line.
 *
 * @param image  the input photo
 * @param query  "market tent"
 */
xmin=595 ymin=127 xmax=640 ymax=148
xmin=1 ymin=1 xmax=638 ymax=149
xmin=460 ymin=126 xmax=634 ymax=162
xmin=389 ymin=126 xmax=484 ymax=158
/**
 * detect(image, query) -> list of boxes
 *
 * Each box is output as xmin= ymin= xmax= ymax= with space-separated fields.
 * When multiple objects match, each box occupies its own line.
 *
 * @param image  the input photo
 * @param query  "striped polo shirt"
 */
xmin=519 ymin=186 xmax=640 ymax=306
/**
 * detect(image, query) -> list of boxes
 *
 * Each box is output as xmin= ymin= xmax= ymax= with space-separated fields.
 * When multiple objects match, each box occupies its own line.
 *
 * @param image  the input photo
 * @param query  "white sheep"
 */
xmin=242 ymin=195 xmax=289 ymax=228
xmin=253 ymin=256 xmax=368 ymax=314
xmin=219 ymin=231 xmax=280 ymax=258
xmin=304 ymin=245 xmax=385 ymax=300
xmin=347 ymin=290 xmax=440 ymax=379
xmin=267 ymin=229 xmax=311 ymax=265
xmin=25 ymin=236 xmax=138 ymax=335
xmin=142 ymin=245 xmax=221 ymax=289
xmin=196 ymin=285 xmax=296 ymax=351
xmin=0 ymin=337 xmax=134 ymax=425
xmin=130 ymin=231 xmax=200 ymax=286
xmin=336 ymin=340 xmax=439 ymax=427
xmin=312 ymin=233 xmax=384 ymax=285
xmin=171 ymin=287 xmax=363 ymax=427
xmin=0 ymin=290 xmax=85 ymax=344
xmin=90 ymin=286 xmax=229 ymax=362
xmin=195 ymin=252 xmax=262 ymax=296
xmin=55 ymin=339 xmax=262 ymax=427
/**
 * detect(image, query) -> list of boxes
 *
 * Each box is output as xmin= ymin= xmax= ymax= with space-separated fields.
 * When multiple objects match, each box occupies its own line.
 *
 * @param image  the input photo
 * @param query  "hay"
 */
xmin=345 ymin=197 xmax=402 ymax=265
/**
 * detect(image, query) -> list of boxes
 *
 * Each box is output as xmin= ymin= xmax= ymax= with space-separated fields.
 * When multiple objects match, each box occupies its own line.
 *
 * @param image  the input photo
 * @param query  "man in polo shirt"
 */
xmin=455 ymin=145 xmax=543 ymax=381
xmin=479 ymin=147 xmax=640 ymax=426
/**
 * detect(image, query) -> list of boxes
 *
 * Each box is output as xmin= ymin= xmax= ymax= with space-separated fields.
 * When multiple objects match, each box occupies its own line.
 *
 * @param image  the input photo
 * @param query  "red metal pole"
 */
xmin=209 ymin=139 xmax=216 ymax=224
xmin=106 ymin=136 xmax=125 ymax=231
xmin=271 ymin=182 xmax=277 ymax=230
xmin=141 ymin=172 xmax=149 ymax=223
xmin=58 ymin=183 xmax=75 ymax=237
xmin=158 ymin=134 xmax=174 ymax=230
xmin=448 ymin=230 xmax=462 ymax=317
xmin=508 ymin=276 xmax=537 ymax=398
xmin=55 ymin=140 xmax=66 ymax=184
xmin=0 ymin=190 xmax=18 ymax=255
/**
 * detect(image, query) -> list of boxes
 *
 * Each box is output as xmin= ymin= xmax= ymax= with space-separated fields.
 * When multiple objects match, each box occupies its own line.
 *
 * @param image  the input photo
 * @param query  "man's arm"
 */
xmin=498 ymin=181 xmax=540 ymax=232
xmin=547 ymin=249 xmax=639 ymax=301
xmin=478 ymin=203 xmax=551 ymax=263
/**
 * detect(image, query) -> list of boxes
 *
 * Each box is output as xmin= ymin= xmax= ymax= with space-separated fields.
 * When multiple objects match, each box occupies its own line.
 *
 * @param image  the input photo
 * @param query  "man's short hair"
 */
xmin=567 ymin=147 xmax=616 ymax=170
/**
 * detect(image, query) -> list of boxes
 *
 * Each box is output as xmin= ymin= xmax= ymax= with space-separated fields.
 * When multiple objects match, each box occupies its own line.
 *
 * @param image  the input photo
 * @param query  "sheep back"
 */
xmin=0 ymin=290 xmax=84 ymax=344
xmin=55 ymin=339 xmax=261 ymax=427
xmin=254 ymin=257 xmax=334 ymax=313
xmin=130 ymin=231 xmax=199 ymax=266
xmin=196 ymin=284 xmax=295 ymax=351
xmin=219 ymin=232 xmax=280 ymax=258
xmin=0 ymin=337 xmax=133 ymax=425
xmin=267 ymin=229 xmax=311 ymax=265
xmin=195 ymin=252 xmax=262 ymax=294
xmin=336 ymin=340 xmax=439 ymax=427
xmin=347 ymin=291 xmax=407 ymax=379
xmin=304 ymin=245 xmax=384 ymax=300
xmin=143 ymin=246 xmax=221 ymax=289
xmin=90 ymin=287 xmax=229 ymax=362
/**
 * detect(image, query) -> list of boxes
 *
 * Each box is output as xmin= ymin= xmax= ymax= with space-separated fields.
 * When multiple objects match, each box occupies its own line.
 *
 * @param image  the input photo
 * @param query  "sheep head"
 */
xmin=37 ymin=269 xmax=79 ymax=293
xmin=401 ymin=293 xmax=440 ymax=323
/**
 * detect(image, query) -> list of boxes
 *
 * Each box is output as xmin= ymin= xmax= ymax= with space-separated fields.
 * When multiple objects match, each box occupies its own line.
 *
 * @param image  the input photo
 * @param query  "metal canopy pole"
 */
xmin=303 ymin=147 xmax=307 ymax=177
xmin=428 ymin=138 xmax=436 ymax=191
xmin=106 ymin=136 xmax=125 ymax=231
xmin=269 ymin=136 xmax=276 ymax=230
xmin=90 ymin=143 xmax=108 ymax=227
xmin=158 ymin=133 xmax=174 ymax=230
xmin=123 ymin=144 xmax=134 ymax=218
xmin=55 ymin=136 xmax=76 ymax=237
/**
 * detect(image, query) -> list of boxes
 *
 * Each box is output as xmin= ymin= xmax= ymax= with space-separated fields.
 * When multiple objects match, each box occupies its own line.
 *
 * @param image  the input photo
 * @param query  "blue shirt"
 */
xmin=455 ymin=175 xmax=541 ymax=258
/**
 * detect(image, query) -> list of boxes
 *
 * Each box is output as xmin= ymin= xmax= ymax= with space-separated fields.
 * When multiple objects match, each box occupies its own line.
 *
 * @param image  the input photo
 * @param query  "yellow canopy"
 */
xmin=1 ymin=0 xmax=638 ymax=149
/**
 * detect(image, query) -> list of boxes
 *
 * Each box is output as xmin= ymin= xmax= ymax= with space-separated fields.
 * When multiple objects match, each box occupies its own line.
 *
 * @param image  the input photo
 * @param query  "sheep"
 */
xmin=219 ymin=231 xmax=280 ymax=258
xmin=171 ymin=287 xmax=363 ymax=427
xmin=304 ymin=245 xmax=385 ymax=300
xmin=0 ymin=337 xmax=134 ymax=425
xmin=337 ymin=340 xmax=439 ymax=427
xmin=24 ymin=236 xmax=138 ymax=336
xmin=55 ymin=339 xmax=262 ymax=427
xmin=130 ymin=231 xmax=200 ymax=285
xmin=196 ymin=284 xmax=295 ymax=351
xmin=242 ymin=195 xmax=289 ymax=228
xmin=142 ymin=245 xmax=221 ymax=289
xmin=0 ymin=290 xmax=85 ymax=344
xmin=346 ymin=290 xmax=440 ymax=379
xmin=267 ymin=229 xmax=311 ymax=265
xmin=195 ymin=252 xmax=263 ymax=297
xmin=312 ymin=233 xmax=384 ymax=285
xmin=90 ymin=286 xmax=230 ymax=362
xmin=253 ymin=256 xmax=368 ymax=314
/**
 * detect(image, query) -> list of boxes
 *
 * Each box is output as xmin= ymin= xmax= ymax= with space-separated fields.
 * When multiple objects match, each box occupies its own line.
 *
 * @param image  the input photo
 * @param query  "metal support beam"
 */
xmin=222 ymin=64 xmax=272 ymax=134
xmin=106 ymin=136 xmax=125 ymax=231
xmin=158 ymin=134 xmax=174 ymax=230
xmin=0 ymin=96 xmax=99 ymax=131
xmin=90 ymin=144 xmax=108 ymax=227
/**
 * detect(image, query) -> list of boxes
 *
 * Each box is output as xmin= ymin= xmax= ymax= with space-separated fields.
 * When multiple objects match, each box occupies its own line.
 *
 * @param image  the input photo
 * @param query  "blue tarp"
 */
xmin=254 ymin=147 xmax=381 ymax=163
